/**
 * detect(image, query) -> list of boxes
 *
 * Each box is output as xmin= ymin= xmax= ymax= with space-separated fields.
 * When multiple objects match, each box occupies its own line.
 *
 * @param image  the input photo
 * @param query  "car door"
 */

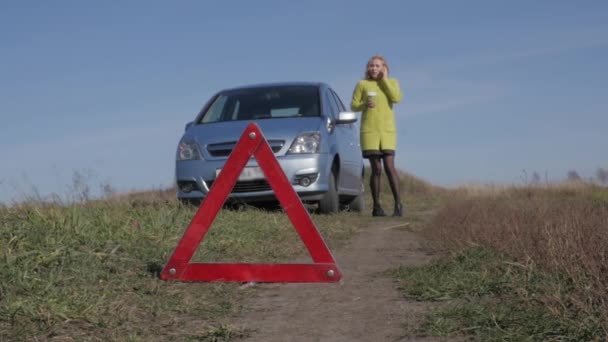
xmin=325 ymin=88 xmax=360 ymax=194
xmin=330 ymin=88 xmax=362 ymax=192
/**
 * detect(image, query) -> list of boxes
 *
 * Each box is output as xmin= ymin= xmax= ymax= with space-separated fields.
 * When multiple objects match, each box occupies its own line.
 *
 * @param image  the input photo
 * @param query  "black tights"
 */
xmin=369 ymin=155 xmax=401 ymax=209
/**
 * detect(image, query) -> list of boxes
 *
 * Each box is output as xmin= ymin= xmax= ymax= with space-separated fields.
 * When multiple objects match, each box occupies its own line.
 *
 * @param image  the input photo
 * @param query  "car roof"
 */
xmin=220 ymin=82 xmax=328 ymax=93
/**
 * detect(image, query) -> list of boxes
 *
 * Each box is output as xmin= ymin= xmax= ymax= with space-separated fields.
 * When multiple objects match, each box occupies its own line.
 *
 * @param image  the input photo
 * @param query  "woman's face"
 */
xmin=367 ymin=59 xmax=384 ymax=79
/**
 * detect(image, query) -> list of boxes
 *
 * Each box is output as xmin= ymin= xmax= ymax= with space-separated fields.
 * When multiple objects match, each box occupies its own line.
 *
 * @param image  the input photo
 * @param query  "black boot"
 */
xmin=372 ymin=205 xmax=386 ymax=217
xmin=392 ymin=203 xmax=404 ymax=217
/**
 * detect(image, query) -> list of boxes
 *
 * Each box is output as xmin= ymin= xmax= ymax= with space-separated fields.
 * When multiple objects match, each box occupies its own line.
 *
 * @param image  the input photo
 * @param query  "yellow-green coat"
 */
xmin=350 ymin=78 xmax=402 ymax=151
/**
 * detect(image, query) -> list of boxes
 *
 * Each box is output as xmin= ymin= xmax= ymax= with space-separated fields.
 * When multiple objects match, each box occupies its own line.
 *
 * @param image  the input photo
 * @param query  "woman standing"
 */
xmin=350 ymin=55 xmax=403 ymax=217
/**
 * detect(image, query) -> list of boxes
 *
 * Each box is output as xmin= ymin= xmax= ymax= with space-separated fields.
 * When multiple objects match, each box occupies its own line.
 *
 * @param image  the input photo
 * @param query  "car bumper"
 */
xmin=175 ymin=153 xmax=331 ymax=202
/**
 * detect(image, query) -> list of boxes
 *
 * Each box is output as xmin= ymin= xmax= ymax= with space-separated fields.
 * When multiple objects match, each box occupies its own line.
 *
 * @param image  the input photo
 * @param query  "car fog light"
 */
xmin=178 ymin=181 xmax=199 ymax=193
xmin=292 ymin=173 xmax=319 ymax=187
xmin=299 ymin=176 xmax=311 ymax=187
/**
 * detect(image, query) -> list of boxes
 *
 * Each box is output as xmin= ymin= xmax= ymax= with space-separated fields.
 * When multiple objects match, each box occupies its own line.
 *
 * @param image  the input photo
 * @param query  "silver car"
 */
xmin=175 ymin=82 xmax=365 ymax=214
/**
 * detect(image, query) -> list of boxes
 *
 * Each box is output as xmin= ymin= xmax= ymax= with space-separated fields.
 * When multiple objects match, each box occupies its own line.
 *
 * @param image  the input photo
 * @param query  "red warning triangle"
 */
xmin=161 ymin=123 xmax=342 ymax=282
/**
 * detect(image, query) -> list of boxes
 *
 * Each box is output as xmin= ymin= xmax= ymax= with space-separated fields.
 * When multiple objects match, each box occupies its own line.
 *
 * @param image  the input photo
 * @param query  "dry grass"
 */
xmin=362 ymin=167 xmax=438 ymax=197
xmin=424 ymin=182 xmax=608 ymax=334
xmin=398 ymin=170 xmax=438 ymax=196
xmin=448 ymin=180 xmax=601 ymax=197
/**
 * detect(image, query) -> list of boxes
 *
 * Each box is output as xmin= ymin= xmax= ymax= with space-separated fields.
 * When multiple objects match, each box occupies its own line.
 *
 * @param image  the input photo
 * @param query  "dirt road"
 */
xmin=227 ymin=216 xmax=440 ymax=342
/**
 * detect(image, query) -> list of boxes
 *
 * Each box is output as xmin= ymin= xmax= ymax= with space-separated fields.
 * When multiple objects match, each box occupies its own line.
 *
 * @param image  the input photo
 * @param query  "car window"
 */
xmin=330 ymin=89 xmax=346 ymax=112
xmin=198 ymin=86 xmax=320 ymax=123
xmin=201 ymin=96 xmax=228 ymax=123
xmin=271 ymin=107 xmax=300 ymax=117
xmin=325 ymin=90 xmax=340 ymax=119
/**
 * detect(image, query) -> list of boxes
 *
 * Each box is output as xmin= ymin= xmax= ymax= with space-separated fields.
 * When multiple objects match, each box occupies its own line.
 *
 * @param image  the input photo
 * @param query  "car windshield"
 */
xmin=199 ymin=85 xmax=320 ymax=124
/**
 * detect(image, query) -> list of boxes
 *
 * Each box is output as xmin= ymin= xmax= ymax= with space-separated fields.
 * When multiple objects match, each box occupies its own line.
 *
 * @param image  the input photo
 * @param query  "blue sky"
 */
xmin=1 ymin=1 xmax=607 ymax=203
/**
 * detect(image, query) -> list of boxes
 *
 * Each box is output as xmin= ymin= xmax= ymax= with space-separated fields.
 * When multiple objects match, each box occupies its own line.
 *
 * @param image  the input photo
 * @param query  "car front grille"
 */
xmin=207 ymin=140 xmax=285 ymax=157
xmin=206 ymin=179 xmax=272 ymax=193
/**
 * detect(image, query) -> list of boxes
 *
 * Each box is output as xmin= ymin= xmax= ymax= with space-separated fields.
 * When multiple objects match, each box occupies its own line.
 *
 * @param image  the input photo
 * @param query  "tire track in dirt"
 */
xmin=228 ymin=217 xmax=441 ymax=342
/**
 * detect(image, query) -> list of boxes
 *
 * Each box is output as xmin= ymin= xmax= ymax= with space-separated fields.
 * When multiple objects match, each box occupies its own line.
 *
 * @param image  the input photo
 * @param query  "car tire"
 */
xmin=348 ymin=182 xmax=366 ymax=212
xmin=318 ymin=172 xmax=339 ymax=214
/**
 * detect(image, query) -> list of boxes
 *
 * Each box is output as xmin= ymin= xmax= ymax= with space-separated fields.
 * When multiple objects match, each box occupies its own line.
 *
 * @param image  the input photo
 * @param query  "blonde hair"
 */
xmin=365 ymin=55 xmax=390 ymax=79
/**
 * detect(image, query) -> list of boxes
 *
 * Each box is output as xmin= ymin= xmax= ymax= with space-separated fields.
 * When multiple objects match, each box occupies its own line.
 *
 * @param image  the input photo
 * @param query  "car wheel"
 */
xmin=348 ymin=181 xmax=366 ymax=212
xmin=318 ymin=171 xmax=339 ymax=214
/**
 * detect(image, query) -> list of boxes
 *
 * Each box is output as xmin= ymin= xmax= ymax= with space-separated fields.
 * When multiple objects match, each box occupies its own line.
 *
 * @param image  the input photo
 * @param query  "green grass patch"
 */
xmin=590 ymin=188 xmax=608 ymax=205
xmin=390 ymin=247 xmax=510 ymax=301
xmin=390 ymin=247 xmax=605 ymax=340
xmin=0 ymin=200 xmax=361 ymax=340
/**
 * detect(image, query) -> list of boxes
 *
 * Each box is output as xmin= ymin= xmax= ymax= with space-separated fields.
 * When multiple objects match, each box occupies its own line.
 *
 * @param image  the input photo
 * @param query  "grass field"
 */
xmin=3 ymin=171 xmax=607 ymax=340
xmin=0 ymin=188 xmax=369 ymax=340
xmin=392 ymin=182 xmax=608 ymax=340
xmin=0 ymin=169 xmax=436 ymax=340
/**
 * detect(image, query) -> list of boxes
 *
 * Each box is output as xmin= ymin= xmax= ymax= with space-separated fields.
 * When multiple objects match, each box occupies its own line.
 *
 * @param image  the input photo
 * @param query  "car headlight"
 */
xmin=177 ymin=139 xmax=203 ymax=160
xmin=288 ymin=132 xmax=321 ymax=154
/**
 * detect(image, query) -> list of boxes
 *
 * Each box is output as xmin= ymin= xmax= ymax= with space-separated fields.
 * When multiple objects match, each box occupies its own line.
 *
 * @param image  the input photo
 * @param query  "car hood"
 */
xmin=183 ymin=117 xmax=324 ymax=156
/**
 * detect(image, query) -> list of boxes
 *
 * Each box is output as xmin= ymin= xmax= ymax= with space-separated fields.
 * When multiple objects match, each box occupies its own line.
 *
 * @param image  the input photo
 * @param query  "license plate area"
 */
xmin=215 ymin=166 xmax=265 ymax=181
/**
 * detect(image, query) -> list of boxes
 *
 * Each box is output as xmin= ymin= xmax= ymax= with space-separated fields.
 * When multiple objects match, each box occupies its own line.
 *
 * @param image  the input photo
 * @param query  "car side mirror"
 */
xmin=336 ymin=111 xmax=357 ymax=125
xmin=184 ymin=121 xmax=194 ymax=132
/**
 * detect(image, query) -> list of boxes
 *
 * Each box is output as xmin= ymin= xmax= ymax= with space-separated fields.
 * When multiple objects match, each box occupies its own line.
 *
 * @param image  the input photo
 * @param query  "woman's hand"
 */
xmin=367 ymin=99 xmax=375 ymax=108
xmin=380 ymin=66 xmax=388 ymax=79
